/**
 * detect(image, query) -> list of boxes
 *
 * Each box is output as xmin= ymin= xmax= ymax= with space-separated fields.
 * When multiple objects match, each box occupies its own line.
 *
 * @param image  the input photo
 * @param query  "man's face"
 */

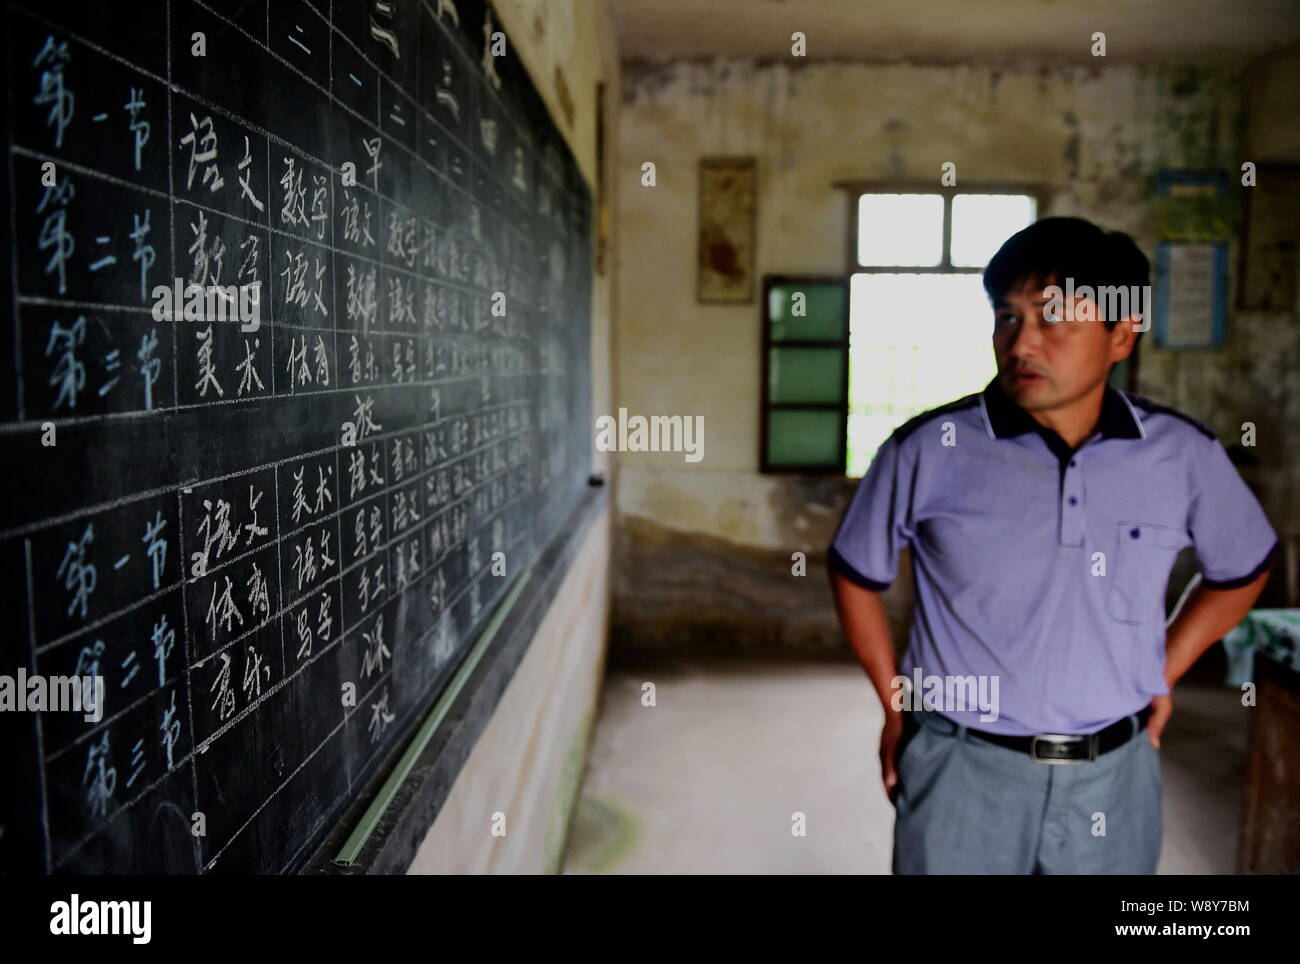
xmin=991 ymin=273 xmax=1135 ymax=412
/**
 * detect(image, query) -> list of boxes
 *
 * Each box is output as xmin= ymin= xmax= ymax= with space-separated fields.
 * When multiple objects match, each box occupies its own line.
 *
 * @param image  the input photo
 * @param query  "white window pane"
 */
xmin=950 ymin=194 xmax=1037 ymax=268
xmin=857 ymin=194 xmax=943 ymax=267
xmin=846 ymin=273 xmax=997 ymax=476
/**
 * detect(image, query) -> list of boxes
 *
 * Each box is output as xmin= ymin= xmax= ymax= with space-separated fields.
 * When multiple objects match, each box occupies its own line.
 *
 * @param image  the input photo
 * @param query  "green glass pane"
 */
xmin=767 ymin=409 xmax=842 ymax=467
xmin=769 ymin=347 xmax=844 ymax=404
xmin=768 ymin=283 xmax=846 ymax=341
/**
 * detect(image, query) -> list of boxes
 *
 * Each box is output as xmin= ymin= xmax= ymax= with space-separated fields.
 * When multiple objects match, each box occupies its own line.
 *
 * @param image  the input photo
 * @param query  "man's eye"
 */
xmin=1043 ymin=306 xmax=1063 ymax=323
xmin=995 ymin=313 xmax=1015 ymax=326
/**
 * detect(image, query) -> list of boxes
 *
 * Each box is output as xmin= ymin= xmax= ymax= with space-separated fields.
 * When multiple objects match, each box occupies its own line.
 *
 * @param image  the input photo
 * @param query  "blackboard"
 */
xmin=0 ymin=0 xmax=592 ymax=873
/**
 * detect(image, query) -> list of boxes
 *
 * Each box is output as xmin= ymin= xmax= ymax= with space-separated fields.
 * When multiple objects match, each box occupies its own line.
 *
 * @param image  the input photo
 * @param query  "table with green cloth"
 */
xmin=1221 ymin=609 xmax=1300 ymax=687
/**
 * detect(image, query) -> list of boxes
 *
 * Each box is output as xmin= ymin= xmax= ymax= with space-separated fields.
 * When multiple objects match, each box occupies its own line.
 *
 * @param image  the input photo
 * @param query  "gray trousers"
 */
xmin=892 ymin=708 xmax=1163 ymax=874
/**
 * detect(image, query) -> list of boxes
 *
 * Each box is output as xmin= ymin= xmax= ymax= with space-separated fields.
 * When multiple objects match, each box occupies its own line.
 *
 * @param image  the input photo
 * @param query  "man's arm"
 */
xmin=829 ymin=568 xmax=906 ymax=802
xmin=1149 ymin=566 xmax=1273 ymax=747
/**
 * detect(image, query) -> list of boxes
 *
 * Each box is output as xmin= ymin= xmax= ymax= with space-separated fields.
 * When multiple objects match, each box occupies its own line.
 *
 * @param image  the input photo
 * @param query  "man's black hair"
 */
xmin=982 ymin=216 xmax=1150 ymax=331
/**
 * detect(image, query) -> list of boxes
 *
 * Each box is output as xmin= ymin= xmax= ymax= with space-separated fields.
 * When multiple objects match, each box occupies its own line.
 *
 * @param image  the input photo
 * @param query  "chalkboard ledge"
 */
xmin=301 ymin=484 xmax=609 ymax=875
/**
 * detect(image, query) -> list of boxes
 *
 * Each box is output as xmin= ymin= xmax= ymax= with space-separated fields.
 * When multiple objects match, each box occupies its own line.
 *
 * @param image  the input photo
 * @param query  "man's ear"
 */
xmin=1109 ymin=315 xmax=1140 ymax=363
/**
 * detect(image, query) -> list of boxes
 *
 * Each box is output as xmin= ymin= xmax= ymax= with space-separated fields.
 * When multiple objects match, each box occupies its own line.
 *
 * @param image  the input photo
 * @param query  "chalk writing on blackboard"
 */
xmin=1 ymin=0 xmax=591 ymax=874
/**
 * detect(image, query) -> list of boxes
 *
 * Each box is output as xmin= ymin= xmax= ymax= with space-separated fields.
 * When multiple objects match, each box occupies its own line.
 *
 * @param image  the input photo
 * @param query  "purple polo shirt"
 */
xmin=829 ymin=376 xmax=1279 ymax=736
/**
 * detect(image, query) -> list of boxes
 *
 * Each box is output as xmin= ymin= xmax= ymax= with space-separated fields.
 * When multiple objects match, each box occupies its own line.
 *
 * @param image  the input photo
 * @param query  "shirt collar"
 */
xmin=980 ymin=376 xmax=1144 ymax=443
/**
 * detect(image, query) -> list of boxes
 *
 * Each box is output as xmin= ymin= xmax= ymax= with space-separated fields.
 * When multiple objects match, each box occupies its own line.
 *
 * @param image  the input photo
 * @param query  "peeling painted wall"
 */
xmin=613 ymin=54 xmax=1298 ymax=656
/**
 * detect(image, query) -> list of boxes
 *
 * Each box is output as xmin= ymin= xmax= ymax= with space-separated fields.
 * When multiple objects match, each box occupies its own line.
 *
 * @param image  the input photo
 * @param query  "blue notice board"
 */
xmin=1152 ymin=169 xmax=1231 ymax=349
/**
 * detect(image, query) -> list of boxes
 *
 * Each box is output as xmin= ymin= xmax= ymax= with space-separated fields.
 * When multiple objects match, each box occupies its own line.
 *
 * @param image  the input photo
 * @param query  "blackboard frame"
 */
xmin=301 ymin=482 xmax=606 ymax=875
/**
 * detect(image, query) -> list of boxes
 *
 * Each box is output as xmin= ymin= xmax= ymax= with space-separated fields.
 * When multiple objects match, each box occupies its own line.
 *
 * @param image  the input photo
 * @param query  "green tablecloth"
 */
xmin=1221 ymin=609 xmax=1300 ymax=686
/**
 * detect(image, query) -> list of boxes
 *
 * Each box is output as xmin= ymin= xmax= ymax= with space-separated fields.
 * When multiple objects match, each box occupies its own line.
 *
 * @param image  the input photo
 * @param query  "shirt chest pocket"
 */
xmin=1107 ymin=521 xmax=1187 ymax=626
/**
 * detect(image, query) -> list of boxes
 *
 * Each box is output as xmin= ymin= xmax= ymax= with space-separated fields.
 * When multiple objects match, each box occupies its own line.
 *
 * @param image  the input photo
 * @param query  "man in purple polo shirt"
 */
xmin=828 ymin=217 xmax=1277 ymax=874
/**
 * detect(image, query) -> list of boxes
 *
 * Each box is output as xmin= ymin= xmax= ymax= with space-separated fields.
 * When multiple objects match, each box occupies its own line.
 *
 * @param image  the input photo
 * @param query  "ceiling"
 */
xmin=611 ymin=0 xmax=1300 ymax=65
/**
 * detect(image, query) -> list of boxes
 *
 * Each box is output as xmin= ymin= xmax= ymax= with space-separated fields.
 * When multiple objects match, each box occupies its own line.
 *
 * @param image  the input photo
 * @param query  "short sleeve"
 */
xmin=1188 ymin=435 xmax=1279 ymax=588
xmin=828 ymin=432 xmax=915 ymax=590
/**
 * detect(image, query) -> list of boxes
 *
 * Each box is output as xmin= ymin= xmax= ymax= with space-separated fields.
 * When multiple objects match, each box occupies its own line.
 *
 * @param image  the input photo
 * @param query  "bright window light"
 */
xmin=950 ymin=194 xmax=1037 ymax=268
xmin=846 ymin=273 xmax=997 ymax=477
xmin=857 ymin=194 xmax=943 ymax=267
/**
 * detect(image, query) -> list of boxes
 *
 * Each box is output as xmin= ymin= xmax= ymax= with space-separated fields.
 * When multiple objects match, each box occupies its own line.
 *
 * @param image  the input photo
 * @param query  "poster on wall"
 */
xmin=697 ymin=157 xmax=758 ymax=303
xmin=1152 ymin=168 xmax=1231 ymax=349
xmin=1157 ymin=243 xmax=1228 ymax=347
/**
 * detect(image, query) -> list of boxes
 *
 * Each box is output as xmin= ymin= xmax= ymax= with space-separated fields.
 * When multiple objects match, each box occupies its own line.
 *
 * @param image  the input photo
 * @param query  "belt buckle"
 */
xmin=1029 ymin=733 xmax=1098 ymax=764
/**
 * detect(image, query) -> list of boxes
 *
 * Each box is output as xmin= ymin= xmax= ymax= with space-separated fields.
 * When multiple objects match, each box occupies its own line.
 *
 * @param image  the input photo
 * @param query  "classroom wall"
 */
xmin=612 ymin=55 xmax=1299 ymax=661
xmin=406 ymin=0 xmax=619 ymax=873
xmin=1243 ymin=47 xmax=1300 ymax=163
xmin=1237 ymin=45 xmax=1300 ymax=526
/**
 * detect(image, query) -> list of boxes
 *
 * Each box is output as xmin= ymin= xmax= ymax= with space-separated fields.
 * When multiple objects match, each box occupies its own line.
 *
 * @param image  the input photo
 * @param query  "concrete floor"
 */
xmin=560 ymin=657 xmax=1249 ymax=874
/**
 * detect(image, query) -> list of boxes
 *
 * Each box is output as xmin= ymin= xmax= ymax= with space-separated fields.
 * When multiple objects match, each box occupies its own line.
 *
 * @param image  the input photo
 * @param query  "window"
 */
xmin=759 ymin=276 xmax=850 ymax=472
xmin=757 ymin=186 xmax=1044 ymax=476
xmin=844 ymin=186 xmax=1039 ymax=476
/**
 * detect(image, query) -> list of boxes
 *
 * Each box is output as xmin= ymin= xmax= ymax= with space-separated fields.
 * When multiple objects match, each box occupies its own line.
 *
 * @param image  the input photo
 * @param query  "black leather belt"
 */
xmin=945 ymin=705 xmax=1153 ymax=763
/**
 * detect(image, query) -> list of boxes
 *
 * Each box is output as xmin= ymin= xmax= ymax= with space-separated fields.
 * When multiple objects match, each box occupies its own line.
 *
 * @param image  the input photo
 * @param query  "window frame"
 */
xmin=758 ymin=183 xmax=1143 ymax=477
xmin=759 ymin=274 xmax=851 ymax=474
xmin=836 ymin=179 xmax=1052 ymax=274
xmin=836 ymin=179 xmax=1138 ymax=399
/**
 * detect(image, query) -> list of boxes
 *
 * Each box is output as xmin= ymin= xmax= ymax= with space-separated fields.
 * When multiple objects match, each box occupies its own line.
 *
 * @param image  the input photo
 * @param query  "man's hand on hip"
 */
xmin=1147 ymin=693 xmax=1172 ymax=748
